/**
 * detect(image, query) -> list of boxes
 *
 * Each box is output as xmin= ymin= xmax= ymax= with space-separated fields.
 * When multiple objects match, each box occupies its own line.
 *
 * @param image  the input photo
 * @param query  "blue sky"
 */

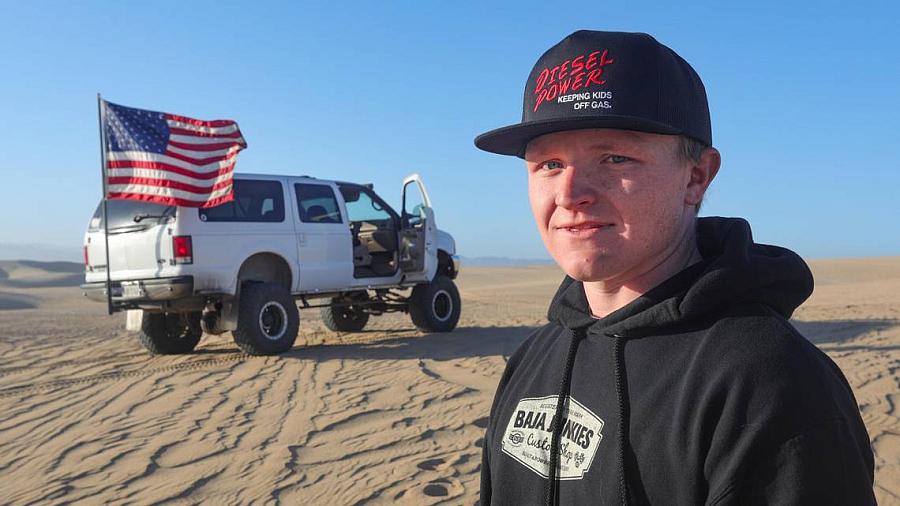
xmin=1 ymin=0 xmax=898 ymax=261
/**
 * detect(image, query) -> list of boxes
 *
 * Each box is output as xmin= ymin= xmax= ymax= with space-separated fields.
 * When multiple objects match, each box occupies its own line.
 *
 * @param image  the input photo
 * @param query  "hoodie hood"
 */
xmin=547 ymin=216 xmax=814 ymax=338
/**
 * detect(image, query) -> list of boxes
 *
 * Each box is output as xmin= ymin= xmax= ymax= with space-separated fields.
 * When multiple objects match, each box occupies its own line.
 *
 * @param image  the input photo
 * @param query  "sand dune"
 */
xmin=0 ymin=290 xmax=39 ymax=310
xmin=0 ymin=259 xmax=897 ymax=504
xmin=0 ymin=260 xmax=84 ymax=289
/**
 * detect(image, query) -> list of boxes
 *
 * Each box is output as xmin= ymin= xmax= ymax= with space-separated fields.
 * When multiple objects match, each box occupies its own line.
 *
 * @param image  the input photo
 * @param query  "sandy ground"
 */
xmin=0 ymin=258 xmax=897 ymax=505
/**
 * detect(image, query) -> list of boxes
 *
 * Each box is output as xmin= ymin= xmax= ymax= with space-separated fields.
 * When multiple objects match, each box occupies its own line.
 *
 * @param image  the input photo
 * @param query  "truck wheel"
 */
xmin=321 ymin=299 xmax=370 ymax=332
xmin=201 ymin=309 xmax=227 ymax=335
xmin=139 ymin=312 xmax=202 ymax=355
xmin=232 ymin=282 xmax=299 ymax=355
xmin=409 ymin=275 xmax=461 ymax=333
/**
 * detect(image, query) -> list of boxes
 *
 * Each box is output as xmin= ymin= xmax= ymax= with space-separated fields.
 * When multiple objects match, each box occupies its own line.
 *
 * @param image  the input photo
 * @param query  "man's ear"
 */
xmin=685 ymin=147 xmax=721 ymax=207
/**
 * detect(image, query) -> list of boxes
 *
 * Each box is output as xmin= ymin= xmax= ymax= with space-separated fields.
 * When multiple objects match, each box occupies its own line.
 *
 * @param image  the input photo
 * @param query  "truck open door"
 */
xmin=399 ymin=173 xmax=438 ymax=281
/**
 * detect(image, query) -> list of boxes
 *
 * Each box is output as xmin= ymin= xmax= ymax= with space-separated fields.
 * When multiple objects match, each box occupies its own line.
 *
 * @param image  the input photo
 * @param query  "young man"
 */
xmin=474 ymin=30 xmax=875 ymax=505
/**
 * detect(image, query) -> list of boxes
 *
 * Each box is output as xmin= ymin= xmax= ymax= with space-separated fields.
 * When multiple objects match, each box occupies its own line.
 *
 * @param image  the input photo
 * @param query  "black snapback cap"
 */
xmin=474 ymin=30 xmax=712 ymax=158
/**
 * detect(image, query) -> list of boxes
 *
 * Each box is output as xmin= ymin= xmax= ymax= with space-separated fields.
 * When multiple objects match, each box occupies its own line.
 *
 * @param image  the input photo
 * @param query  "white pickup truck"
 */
xmin=81 ymin=173 xmax=461 ymax=356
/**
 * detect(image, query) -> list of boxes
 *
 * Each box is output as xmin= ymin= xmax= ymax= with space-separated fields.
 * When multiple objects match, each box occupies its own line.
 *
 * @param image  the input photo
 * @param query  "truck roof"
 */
xmin=233 ymin=172 xmax=318 ymax=180
xmin=233 ymin=172 xmax=370 ymax=189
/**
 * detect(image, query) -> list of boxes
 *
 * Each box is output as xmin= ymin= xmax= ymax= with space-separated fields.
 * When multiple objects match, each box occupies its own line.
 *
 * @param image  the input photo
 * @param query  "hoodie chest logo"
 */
xmin=501 ymin=395 xmax=605 ymax=480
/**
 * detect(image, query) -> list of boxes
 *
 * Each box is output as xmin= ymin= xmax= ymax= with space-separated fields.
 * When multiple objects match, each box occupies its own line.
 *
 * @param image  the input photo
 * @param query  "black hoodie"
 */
xmin=480 ymin=217 xmax=875 ymax=505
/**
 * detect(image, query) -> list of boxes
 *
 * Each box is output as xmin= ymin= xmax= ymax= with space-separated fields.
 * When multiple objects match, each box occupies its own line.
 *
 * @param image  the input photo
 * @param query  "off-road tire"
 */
xmin=408 ymin=275 xmax=461 ymax=333
xmin=321 ymin=298 xmax=370 ymax=332
xmin=201 ymin=310 xmax=226 ymax=335
xmin=139 ymin=311 xmax=203 ymax=354
xmin=232 ymin=282 xmax=299 ymax=355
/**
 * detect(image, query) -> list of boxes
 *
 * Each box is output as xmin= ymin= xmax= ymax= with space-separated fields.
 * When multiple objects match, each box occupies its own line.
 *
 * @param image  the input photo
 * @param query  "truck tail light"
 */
xmin=83 ymin=245 xmax=91 ymax=271
xmin=173 ymin=235 xmax=193 ymax=264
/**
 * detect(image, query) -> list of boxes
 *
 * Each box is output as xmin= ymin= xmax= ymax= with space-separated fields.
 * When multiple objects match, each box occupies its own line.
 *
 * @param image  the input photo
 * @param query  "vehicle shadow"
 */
xmin=281 ymin=325 xmax=537 ymax=362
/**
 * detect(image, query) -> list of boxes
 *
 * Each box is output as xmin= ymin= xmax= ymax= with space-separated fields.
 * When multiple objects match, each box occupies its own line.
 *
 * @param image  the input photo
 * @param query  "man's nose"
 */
xmin=554 ymin=164 xmax=595 ymax=209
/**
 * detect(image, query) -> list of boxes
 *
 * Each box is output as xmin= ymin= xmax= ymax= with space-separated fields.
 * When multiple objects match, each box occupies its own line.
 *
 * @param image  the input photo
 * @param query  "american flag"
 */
xmin=102 ymin=100 xmax=247 ymax=208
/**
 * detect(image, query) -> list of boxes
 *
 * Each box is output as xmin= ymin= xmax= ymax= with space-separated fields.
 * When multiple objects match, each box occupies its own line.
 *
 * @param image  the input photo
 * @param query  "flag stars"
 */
xmin=104 ymin=102 xmax=169 ymax=154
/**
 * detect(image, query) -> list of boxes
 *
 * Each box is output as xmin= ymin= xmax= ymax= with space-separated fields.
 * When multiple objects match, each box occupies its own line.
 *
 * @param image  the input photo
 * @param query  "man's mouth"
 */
xmin=557 ymin=221 xmax=613 ymax=232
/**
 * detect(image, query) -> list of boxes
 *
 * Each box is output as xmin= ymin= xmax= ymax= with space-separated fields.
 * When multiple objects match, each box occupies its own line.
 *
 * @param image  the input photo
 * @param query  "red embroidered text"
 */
xmin=533 ymin=49 xmax=615 ymax=112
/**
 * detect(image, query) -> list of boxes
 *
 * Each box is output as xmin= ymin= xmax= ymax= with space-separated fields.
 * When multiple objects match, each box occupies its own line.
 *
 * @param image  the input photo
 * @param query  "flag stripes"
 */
xmin=102 ymin=101 xmax=246 ymax=207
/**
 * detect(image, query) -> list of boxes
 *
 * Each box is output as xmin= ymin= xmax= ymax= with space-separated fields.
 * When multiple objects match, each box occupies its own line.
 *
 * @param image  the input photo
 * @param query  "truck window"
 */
xmin=295 ymin=183 xmax=343 ymax=224
xmin=339 ymin=185 xmax=393 ymax=223
xmin=199 ymin=180 xmax=285 ymax=223
xmin=402 ymin=180 xmax=427 ymax=227
xmin=89 ymin=200 xmax=175 ymax=231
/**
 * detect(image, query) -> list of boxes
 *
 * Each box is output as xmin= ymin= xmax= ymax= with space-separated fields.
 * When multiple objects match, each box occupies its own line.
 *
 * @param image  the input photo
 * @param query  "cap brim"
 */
xmin=474 ymin=115 xmax=683 ymax=158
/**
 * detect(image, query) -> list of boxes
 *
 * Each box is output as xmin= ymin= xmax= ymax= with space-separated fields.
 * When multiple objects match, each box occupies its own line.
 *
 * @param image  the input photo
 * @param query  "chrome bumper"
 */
xmin=81 ymin=276 xmax=194 ymax=303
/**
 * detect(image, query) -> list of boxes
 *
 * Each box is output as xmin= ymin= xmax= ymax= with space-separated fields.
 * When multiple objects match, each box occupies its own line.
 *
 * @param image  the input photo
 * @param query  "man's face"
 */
xmin=525 ymin=128 xmax=696 ymax=283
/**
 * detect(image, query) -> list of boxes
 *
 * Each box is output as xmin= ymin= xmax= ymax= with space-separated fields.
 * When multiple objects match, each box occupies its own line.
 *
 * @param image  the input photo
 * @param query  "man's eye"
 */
xmin=540 ymin=160 xmax=565 ymax=171
xmin=605 ymin=155 xmax=630 ymax=164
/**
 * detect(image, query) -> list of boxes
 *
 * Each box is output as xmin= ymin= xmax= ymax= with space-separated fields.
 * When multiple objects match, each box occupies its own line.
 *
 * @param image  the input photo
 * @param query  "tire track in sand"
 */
xmin=0 ymin=353 xmax=250 ymax=398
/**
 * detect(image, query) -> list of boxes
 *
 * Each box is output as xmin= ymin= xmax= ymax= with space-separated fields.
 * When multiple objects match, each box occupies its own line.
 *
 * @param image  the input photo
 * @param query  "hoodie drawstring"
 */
xmin=541 ymin=328 xmax=632 ymax=505
xmin=545 ymin=328 xmax=585 ymax=506
xmin=611 ymin=334 xmax=631 ymax=506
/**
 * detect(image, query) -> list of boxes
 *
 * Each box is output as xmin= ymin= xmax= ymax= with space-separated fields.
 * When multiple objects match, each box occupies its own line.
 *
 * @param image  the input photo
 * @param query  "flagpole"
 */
xmin=97 ymin=94 xmax=114 ymax=315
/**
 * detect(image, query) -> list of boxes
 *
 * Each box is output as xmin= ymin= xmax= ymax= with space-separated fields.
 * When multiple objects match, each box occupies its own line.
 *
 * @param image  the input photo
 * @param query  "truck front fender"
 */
xmin=435 ymin=229 xmax=456 ymax=256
